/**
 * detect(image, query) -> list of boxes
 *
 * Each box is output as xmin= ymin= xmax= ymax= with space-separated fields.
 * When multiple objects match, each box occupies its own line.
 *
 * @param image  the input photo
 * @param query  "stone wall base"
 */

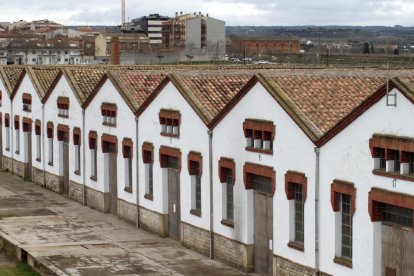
xmin=182 ymin=222 xmax=210 ymax=257
xmin=273 ymin=254 xmax=317 ymax=276
xmin=44 ymin=171 xmax=62 ymax=193
xmin=86 ymin=187 xmax=109 ymax=213
xmin=12 ymin=159 xmax=25 ymax=178
xmin=2 ymin=156 xmax=12 ymax=172
xmin=69 ymin=181 xmax=84 ymax=204
xmin=138 ymin=206 xmax=168 ymax=237
xmin=213 ymin=233 xmax=253 ymax=272
xmin=32 ymin=166 xmax=44 ymax=186
xmin=118 ymin=199 xmax=137 ymax=225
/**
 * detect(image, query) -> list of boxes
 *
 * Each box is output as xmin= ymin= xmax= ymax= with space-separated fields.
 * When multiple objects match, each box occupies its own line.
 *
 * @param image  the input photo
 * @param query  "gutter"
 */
xmin=208 ymin=129 xmax=214 ymax=259
xmin=135 ymin=117 xmax=140 ymax=228
xmin=82 ymin=109 xmax=86 ymax=205
xmin=314 ymin=147 xmax=320 ymax=272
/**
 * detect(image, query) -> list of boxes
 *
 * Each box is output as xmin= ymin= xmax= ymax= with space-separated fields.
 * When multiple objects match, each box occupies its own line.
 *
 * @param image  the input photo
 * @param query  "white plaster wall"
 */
xmin=319 ymin=88 xmax=414 ymax=276
xmin=212 ymin=82 xmax=316 ymax=268
xmin=0 ymin=78 xmax=12 ymax=159
xmin=138 ymin=82 xmax=211 ymax=231
xmin=43 ymin=75 xmax=84 ymax=184
xmin=11 ymin=75 xmax=43 ymax=166
xmin=84 ymin=80 xmax=137 ymax=204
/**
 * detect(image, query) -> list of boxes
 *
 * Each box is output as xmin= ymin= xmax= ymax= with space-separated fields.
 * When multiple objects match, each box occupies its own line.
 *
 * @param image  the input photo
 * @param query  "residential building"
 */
xmin=162 ymin=12 xmax=225 ymax=56
xmin=229 ymin=37 xmax=301 ymax=56
xmin=131 ymin=14 xmax=170 ymax=45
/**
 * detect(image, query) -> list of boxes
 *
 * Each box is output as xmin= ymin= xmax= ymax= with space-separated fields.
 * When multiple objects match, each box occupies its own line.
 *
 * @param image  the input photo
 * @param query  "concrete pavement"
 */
xmin=0 ymin=171 xmax=244 ymax=275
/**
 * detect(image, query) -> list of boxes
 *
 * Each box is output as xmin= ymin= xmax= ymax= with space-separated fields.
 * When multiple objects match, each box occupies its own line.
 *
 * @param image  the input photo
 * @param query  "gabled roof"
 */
xmin=1 ymin=66 xmax=25 ymax=97
xmin=169 ymin=72 xmax=253 ymax=125
xmin=108 ymin=70 xmax=168 ymax=113
xmin=63 ymin=67 xmax=108 ymax=106
xmin=27 ymin=66 xmax=61 ymax=100
xmin=269 ymin=75 xmax=385 ymax=135
xmin=392 ymin=77 xmax=414 ymax=103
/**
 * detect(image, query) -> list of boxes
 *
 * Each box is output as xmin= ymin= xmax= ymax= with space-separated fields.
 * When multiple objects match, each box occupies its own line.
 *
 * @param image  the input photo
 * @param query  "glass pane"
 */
xmin=253 ymin=174 xmax=272 ymax=195
xmin=341 ymin=194 xmax=352 ymax=259
xmin=382 ymin=203 xmax=413 ymax=228
xmin=195 ymin=175 xmax=201 ymax=210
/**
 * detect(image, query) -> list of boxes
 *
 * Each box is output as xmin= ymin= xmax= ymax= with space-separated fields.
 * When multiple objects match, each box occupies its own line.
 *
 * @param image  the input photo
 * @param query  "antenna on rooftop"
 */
xmin=385 ymin=38 xmax=397 ymax=106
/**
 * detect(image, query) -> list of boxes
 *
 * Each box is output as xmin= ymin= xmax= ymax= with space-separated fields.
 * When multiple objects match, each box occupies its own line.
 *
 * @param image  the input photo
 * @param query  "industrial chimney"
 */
xmin=111 ymin=36 xmax=120 ymax=65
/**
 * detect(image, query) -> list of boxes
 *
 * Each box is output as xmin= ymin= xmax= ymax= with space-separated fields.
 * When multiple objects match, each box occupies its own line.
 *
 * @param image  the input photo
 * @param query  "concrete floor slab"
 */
xmin=0 ymin=172 xmax=244 ymax=275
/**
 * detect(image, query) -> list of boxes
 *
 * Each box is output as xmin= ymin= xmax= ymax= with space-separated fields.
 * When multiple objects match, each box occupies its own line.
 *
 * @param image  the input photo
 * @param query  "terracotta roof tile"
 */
xmin=178 ymin=74 xmax=251 ymax=123
xmin=29 ymin=66 xmax=61 ymax=98
xmin=111 ymin=70 xmax=166 ymax=106
xmin=2 ymin=66 xmax=24 ymax=93
xmin=271 ymin=76 xmax=386 ymax=134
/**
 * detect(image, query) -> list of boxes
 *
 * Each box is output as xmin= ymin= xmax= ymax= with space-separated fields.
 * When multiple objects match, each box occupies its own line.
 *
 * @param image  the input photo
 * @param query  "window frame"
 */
xmin=142 ymin=142 xmax=154 ymax=200
xmin=159 ymin=109 xmax=181 ymax=138
xmin=243 ymin=119 xmax=275 ymax=155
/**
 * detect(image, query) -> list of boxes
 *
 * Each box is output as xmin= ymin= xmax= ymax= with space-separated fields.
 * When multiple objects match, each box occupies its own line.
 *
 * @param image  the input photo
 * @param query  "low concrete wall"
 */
xmin=213 ymin=232 xmax=253 ymax=272
xmin=118 ymin=198 xmax=137 ymax=225
xmin=69 ymin=181 xmax=84 ymax=204
xmin=139 ymin=206 xmax=168 ymax=237
xmin=274 ymin=254 xmax=317 ymax=276
xmin=182 ymin=222 xmax=210 ymax=257
xmin=44 ymin=171 xmax=62 ymax=193
xmin=32 ymin=166 xmax=44 ymax=186
xmin=2 ymin=156 xmax=12 ymax=172
xmin=85 ymin=187 xmax=109 ymax=213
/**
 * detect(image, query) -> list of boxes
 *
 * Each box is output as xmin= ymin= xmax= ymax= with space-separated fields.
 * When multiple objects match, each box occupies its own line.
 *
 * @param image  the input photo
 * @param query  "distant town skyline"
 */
xmin=1 ymin=0 xmax=414 ymax=27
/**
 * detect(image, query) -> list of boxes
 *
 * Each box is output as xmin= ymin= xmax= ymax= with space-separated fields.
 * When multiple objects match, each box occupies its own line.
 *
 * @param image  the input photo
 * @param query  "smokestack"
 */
xmin=199 ymin=12 xmax=201 ymax=16
xmin=180 ymin=11 xmax=183 ymax=16
xmin=175 ymin=12 xmax=178 ymax=17
xmin=111 ymin=36 xmax=120 ymax=65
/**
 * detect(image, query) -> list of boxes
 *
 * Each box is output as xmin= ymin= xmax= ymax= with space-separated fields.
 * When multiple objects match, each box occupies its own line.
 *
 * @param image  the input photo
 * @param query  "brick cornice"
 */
xmin=331 ymin=180 xmax=356 ymax=216
xmin=285 ymin=171 xmax=307 ymax=202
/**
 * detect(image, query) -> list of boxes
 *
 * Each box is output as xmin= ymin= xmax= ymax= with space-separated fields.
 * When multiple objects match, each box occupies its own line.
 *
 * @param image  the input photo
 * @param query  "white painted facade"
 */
xmin=84 ymin=80 xmax=138 ymax=205
xmin=10 ymin=74 xmax=43 ymax=170
xmin=138 ymin=81 xmax=211 ymax=231
xmin=212 ymin=82 xmax=316 ymax=268
xmin=43 ymin=75 xmax=84 ymax=186
xmin=318 ymin=88 xmax=414 ymax=276
xmin=0 ymin=76 xmax=11 ymax=161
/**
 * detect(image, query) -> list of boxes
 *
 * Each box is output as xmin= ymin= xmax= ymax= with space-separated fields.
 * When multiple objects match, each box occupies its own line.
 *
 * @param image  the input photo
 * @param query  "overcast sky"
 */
xmin=1 ymin=0 xmax=413 ymax=26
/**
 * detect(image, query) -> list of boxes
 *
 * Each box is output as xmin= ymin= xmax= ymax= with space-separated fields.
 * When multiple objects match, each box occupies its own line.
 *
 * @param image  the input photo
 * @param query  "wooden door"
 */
xmin=253 ymin=177 xmax=273 ymax=275
xmin=109 ymin=151 xmax=118 ymax=216
xmin=168 ymin=169 xmax=180 ymax=241
xmin=382 ymin=224 xmax=414 ymax=275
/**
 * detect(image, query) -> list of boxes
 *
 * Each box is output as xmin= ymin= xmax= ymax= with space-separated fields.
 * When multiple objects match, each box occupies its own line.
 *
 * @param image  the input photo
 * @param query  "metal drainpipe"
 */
xmin=314 ymin=147 xmax=320 ymax=273
xmin=135 ymin=117 xmax=140 ymax=228
xmin=10 ymin=103 xmax=14 ymax=174
xmin=82 ymin=109 xmax=86 ymax=205
xmin=42 ymin=104 xmax=46 ymax=187
xmin=208 ymin=129 xmax=214 ymax=259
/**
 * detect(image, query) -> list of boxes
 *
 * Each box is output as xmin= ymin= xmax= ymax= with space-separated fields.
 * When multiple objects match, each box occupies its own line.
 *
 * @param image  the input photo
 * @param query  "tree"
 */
xmin=363 ymin=42 xmax=370 ymax=54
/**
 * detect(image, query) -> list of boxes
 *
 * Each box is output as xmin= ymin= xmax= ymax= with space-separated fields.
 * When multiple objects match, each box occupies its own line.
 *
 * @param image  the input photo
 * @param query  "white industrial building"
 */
xmin=0 ymin=65 xmax=413 ymax=276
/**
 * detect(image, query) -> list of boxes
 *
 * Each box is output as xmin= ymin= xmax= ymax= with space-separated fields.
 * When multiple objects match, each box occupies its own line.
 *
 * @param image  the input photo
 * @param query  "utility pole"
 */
xmin=122 ymin=0 xmax=126 ymax=26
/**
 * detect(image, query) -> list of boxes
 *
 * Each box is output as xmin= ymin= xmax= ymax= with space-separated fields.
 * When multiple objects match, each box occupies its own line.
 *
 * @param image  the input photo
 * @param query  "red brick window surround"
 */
xmin=368 ymin=188 xmax=414 ymax=230
xmin=73 ymin=128 xmax=81 ymax=146
xmin=57 ymin=124 xmax=70 ymax=142
xmin=331 ymin=180 xmax=356 ymax=216
xmin=122 ymin=138 xmax=133 ymax=159
xmin=218 ymin=157 xmax=235 ymax=184
xmin=142 ymin=142 xmax=154 ymax=164
xmin=286 ymin=171 xmax=307 ymax=250
xmin=57 ymin=97 xmax=69 ymax=118
xmin=89 ymin=131 xmax=97 ymax=150
xmin=14 ymin=115 xmax=19 ymax=130
xmin=332 ymin=180 xmax=356 ymax=268
xmin=285 ymin=171 xmax=308 ymax=202
xmin=370 ymin=134 xmax=414 ymax=181
xmin=159 ymin=146 xmax=181 ymax=171
xmin=188 ymin=151 xmax=202 ymax=176
xmin=123 ymin=138 xmax=133 ymax=193
xmin=159 ymin=109 xmax=181 ymax=138
xmin=22 ymin=117 xmax=32 ymax=132
xmin=4 ymin=113 xmax=10 ymax=128
xmin=47 ymin=122 xmax=54 ymax=138
xmin=22 ymin=93 xmax=32 ymax=112
xmin=101 ymin=133 xmax=118 ymax=154
xmin=243 ymin=119 xmax=275 ymax=154
xmin=101 ymin=103 xmax=117 ymax=127
xmin=35 ymin=120 xmax=41 ymax=136
xmin=142 ymin=142 xmax=154 ymax=200
xmin=243 ymin=162 xmax=276 ymax=196
xmin=89 ymin=131 xmax=98 ymax=181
